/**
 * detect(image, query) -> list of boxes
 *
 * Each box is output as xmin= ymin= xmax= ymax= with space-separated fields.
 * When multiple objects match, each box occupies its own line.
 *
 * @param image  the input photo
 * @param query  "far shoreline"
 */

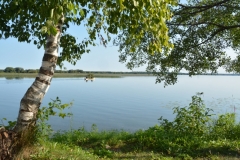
xmin=0 ymin=72 xmax=239 ymax=78
xmin=0 ymin=72 xmax=153 ymax=78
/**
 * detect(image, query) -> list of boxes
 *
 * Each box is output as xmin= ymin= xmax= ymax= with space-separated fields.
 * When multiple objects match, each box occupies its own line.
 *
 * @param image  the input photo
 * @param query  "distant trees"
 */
xmin=1 ymin=67 xmax=83 ymax=73
xmin=3 ymin=67 xmax=36 ymax=73
xmin=4 ymin=67 xmax=15 ymax=73
xmin=26 ymin=69 xmax=38 ymax=73
xmin=4 ymin=67 xmax=25 ymax=73
xmin=14 ymin=67 xmax=24 ymax=73
xmin=68 ymin=69 xmax=83 ymax=73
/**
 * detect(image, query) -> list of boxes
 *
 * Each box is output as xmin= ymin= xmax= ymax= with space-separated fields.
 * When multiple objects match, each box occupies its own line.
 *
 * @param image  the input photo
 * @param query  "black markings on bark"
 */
xmin=20 ymin=119 xmax=32 ymax=122
xmin=35 ymin=77 xmax=50 ymax=85
xmin=21 ymin=98 xmax=41 ymax=108
xmin=45 ymin=41 xmax=58 ymax=53
xmin=42 ymin=54 xmax=58 ymax=63
xmin=39 ymin=67 xmax=54 ymax=76
xmin=20 ymin=109 xmax=29 ymax=112
xmin=24 ymin=87 xmax=35 ymax=100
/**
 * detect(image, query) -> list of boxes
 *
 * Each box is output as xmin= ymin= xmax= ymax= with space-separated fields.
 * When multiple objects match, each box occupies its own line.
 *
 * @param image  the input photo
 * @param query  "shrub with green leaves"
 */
xmin=129 ymin=94 xmax=215 ymax=155
xmin=160 ymin=95 xmax=213 ymax=138
xmin=210 ymin=113 xmax=237 ymax=139
xmin=37 ymin=97 xmax=73 ymax=138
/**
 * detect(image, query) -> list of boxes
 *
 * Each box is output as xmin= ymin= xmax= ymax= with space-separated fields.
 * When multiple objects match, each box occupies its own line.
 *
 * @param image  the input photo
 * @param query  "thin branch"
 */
xmin=175 ymin=0 xmax=231 ymax=15
xmin=167 ymin=22 xmax=240 ymax=29
xmin=195 ymin=25 xmax=240 ymax=47
xmin=178 ymin=0 xmax=231 ymax=9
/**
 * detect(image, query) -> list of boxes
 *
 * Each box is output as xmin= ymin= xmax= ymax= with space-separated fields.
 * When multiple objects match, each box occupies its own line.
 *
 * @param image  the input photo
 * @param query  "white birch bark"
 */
xmin=14 ymin=18 xmax=64 ymax=133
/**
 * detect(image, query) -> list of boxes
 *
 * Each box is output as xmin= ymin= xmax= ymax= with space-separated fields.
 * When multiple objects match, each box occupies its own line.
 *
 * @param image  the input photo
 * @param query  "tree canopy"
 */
xmin=0 ymin=0 xmax=176 ymax=67
xmin=2 ymin=0 xmax=239 ymax=86
xmin=115 ymin=0 xmax=240 ymax=86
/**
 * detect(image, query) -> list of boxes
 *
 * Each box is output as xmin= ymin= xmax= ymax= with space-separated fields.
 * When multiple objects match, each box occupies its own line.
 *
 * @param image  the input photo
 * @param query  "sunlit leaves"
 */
xmin=41 ymin=26 xmax=48 ymax=34
xmin=1 ymin=0 xmax=177 ymax=81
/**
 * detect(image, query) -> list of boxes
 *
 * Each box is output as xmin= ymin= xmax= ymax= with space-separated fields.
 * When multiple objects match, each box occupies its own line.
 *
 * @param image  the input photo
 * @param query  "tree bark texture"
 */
xmin=0 ymin=127 xmax=17 ymax=160
xmin=14 ymin=20 xmax=63 ymax=133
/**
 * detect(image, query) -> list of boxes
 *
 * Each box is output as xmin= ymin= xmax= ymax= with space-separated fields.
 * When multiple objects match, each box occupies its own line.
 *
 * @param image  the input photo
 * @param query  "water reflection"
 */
xmin=5 ymin=77 xmax=24 ymax=80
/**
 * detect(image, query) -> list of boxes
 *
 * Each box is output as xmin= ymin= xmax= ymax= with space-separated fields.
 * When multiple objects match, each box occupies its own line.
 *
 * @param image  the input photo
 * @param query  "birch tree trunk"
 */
xmin=14 ymin=19 xmax=64 ymax=133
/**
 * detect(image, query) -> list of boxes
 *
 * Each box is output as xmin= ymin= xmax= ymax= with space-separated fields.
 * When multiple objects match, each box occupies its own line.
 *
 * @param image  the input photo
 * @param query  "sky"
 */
xmin=0 ymin=25 xmax=145 ymax=72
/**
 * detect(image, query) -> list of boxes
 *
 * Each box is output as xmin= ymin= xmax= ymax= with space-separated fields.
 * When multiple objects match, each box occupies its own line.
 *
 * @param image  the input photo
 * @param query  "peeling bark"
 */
xmin=14 ymin=18 xmax=64 ymax=133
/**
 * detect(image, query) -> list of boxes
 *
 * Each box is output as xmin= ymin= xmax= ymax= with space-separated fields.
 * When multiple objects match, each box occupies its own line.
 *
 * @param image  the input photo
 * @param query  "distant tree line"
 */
xmin=55 ymin=69 xmax=83 ymax=73
xmin=1 ymin=67 xmax=38 ymax=73
xmin=85 ymin=71 xmax=149 ymax=74
xmin=1 ymin=67 xmax=83 ymax=73
xmin=1 ymin=67 xmax=150 ymax=74
xmin=0 ymin=68 xmax=152 ymax=74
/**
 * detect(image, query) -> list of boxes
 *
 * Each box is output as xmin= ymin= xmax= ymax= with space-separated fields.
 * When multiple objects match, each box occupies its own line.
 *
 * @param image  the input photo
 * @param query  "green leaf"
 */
xmin=41 ymin=26 xmax=48 ymax=33
xmin=133 ymin=0 xmax=138 ymax=7
xmin=79 ymin=9 xmax=85 ymax=17
xmin=50 ymin=9 xmax=54 ymax=18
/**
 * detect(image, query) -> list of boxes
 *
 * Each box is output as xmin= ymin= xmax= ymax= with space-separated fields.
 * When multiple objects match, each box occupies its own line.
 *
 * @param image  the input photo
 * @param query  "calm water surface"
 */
xmin=0 ymin=76 xmax=240 ymax=131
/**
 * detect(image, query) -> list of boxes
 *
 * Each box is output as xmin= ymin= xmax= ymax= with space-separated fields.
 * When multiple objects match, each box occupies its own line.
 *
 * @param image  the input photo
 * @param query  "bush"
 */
xmin=159 ymin=95 xmax=213 ymax=138
xmin=129 ymin=94 xmax=214 ymax=155
xmin=210 ymin=113 xmax=236 ymax=139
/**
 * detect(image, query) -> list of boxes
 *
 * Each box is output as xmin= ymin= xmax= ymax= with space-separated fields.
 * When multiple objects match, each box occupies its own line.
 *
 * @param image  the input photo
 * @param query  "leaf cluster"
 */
xmin=0 ymin=0 xmax=176 ymax=70
xmin=115 ymin=0 xmax=240 ymax=86
xmin=37 ymin=97 xmax=73 ymax=138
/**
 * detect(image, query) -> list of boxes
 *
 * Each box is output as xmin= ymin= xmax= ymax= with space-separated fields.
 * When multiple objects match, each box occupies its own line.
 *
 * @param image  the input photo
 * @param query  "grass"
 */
xmin=16 ymin=126 xmax=240 ymax=160
xmin=11 ymin=94 xmax=240 ymax=159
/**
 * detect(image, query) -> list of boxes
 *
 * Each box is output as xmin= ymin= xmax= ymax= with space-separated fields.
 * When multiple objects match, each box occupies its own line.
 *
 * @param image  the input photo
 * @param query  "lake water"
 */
xmin=0 ymin=76 xmax=240 ymax=132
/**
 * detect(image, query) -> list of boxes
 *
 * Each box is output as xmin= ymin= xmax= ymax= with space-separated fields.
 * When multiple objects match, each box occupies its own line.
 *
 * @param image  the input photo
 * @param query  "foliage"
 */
xmin=126 ymin=94 xmax=240 ymax=157
xmin=37 ymin=97 xmax=73 ymax=138
xmin=4 ymin=67 xmax=15 ymax=73
xmin=168 ymin=0 xmax=240 ymax=75
xmin=210 ymin=113 xmax=240 ymax=140
xmin=0 ymin=0 xmax=176 ymax=68
xmin=0 ymin=118 xmax=16 ymax=130
xmin=159 ymin=95 xmax=213 ymax=138
xmin=115 ymin=0 xmax=240 ymax=85
xmin=14 ymin=67 xmax=24 ymax=73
